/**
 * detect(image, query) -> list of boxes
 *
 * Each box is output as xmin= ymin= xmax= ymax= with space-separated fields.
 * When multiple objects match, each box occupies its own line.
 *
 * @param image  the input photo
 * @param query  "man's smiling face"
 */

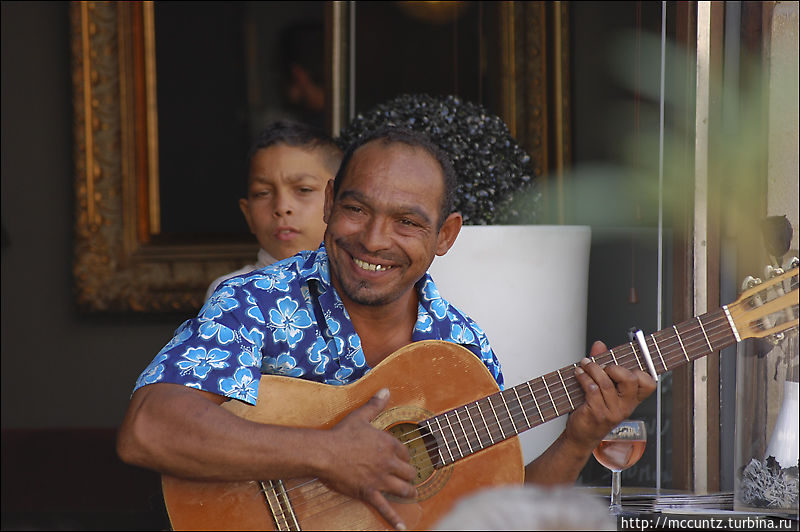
xmin=323 ymin=140 xmax=460 ymax=309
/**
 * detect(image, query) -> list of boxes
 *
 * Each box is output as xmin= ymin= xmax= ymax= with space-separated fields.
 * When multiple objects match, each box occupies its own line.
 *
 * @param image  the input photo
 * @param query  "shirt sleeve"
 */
xmin=131 ymin=284 xmax=265 ymax=405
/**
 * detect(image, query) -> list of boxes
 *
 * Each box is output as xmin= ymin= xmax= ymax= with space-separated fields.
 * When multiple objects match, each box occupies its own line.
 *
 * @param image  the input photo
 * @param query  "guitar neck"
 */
xmin=420 ymin=307 xmax=737 ymax=467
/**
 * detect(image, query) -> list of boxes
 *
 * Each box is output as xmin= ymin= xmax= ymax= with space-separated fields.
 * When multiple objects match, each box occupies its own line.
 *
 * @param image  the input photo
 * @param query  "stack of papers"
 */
xmin=619 ymin=492 xmax=735 ymax=512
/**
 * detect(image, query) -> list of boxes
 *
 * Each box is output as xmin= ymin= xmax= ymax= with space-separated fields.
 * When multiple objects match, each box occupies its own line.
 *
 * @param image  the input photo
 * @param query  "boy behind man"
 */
xmin=206 ymin=121 xmax=343 ymax=299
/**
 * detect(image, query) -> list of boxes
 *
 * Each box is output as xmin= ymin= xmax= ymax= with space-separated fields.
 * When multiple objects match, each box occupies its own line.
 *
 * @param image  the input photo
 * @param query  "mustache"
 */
xmin=333 ymin=236 xmax=405 ymax=265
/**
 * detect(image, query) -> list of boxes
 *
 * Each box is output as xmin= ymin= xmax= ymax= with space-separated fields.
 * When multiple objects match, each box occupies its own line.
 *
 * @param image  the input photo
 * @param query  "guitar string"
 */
xmin=273 ymin=282 xmax=799 ymax=506
xmin=295 ymin=281 xmax=796 ymax=474
xmin=273 ymin=313 xmax=741 ymax=510
xmin=267 ymin=302 xmax=799 ymax=516
xmin=269 ymin=280 xmax=800 ymax=514
xmin=260 ymin=284 xmax=798 ymax=517
xmin=264 ymin=479 xmax=358 ymax=525
xmin=408 ymin=312 xmax=752 ymax=464
xmin=266 ymin=317 xmax=743 ymax=515
xmin=394 ymin=312 xmax=737 ymax=454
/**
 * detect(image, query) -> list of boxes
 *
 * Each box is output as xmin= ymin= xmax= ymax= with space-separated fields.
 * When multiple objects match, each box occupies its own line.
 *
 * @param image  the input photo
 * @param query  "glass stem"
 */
xmin=611 ymin=470 xmax=622 ymax=509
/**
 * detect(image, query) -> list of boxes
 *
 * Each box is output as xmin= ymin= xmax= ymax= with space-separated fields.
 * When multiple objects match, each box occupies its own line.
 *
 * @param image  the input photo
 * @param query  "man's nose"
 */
xmin=360 ymin=217 xmax=392 ymax=251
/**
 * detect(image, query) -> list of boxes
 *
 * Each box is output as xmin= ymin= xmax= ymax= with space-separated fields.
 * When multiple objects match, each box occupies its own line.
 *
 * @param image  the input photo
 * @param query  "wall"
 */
xmin=1 ymin=3 xmax=198 ymax=525
xmin=1 ymin=2 xmax=179 ymax=430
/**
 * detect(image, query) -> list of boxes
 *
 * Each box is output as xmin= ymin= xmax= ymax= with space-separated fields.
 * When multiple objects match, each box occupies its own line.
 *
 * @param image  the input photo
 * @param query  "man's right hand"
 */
xmin=118 ymin=383 xmax=416 ymax=530
xmin=318 ymin=388 xmax=417 ymax=531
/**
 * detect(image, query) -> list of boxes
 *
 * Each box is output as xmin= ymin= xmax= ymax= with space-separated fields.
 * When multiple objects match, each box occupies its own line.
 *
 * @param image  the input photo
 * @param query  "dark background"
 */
xmin=2 ymin=2 xmax=672 ymax=528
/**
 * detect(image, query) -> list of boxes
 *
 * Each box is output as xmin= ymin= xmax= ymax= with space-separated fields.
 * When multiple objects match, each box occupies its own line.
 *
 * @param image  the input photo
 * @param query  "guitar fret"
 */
xmin=629 ymin=342 xmax=644 ymax=371
xmin=419 ymin=418 xmax=445 ymax=467
xmin=651 ymin=334 xmax=668 ymax=371
xmin=464 ymin=403 xmax=485 ymax=450
xmin=542 ymin=376 xmax=559 ymax=417
xmin=556 ymin=369 xmax=574 ymax=410
xmin=486 ymin=395 xmax=508 ymax=439
xmin=475 ymin=400 xmax=496 ymax=445
xmin=526 ymin=381 xmax=545 ymax=423
xmin=512 ymin=386 xmax=531 ymax=428
xmin=608 ymin=348 xmax=619 ymax=365
xmin=444 ymin=412 xmax=465 ymax=458
xmin=499 ymin=391 xmax=519 ymax=433
xmin=673 ymin=325 xmax=690 ymax=361
xmin=697 ymin=316 xmax=713 ymax=351
xmin=433 ymin=416 xmax=456 ymax=464
xmin=453 ymin=408 xmax=474 ymax=454
xmin=422 ymin=420 xmax=446 ymax=466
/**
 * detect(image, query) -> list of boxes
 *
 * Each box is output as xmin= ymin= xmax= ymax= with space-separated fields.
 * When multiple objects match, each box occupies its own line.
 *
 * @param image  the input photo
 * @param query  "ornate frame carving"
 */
xmin=70 ymin=1 xmax=569 ymax=313
xmin=501 ymin=1 xmax=572 ymax=224
xmin=72 ymin=2 xmax=261 ymax=313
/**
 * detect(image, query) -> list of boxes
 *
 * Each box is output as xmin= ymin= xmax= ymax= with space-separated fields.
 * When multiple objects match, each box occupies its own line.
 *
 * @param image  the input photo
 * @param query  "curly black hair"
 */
xmin=339 ymin=94 xmax=540 ymax=225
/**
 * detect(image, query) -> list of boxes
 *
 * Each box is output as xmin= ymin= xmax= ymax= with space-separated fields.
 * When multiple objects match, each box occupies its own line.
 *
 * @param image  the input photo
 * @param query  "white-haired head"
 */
xmin=432 ymin=484 xmax=615 ymax=531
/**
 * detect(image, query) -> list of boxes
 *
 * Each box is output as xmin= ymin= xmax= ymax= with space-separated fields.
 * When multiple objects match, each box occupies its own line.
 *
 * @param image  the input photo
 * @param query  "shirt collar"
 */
xmin=255 ymin=248 xmax=278 ymax=269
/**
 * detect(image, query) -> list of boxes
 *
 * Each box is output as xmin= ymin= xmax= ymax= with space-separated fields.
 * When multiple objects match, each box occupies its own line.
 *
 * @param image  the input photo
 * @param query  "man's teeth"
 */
xmin=353 ymin=257 xmax=393 ymax=272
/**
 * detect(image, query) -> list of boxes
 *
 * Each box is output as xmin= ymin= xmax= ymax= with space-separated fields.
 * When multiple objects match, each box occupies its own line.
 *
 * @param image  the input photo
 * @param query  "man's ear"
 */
xmin=435 ymin=212 xmax=463 ymax=256
xmin=323 ymin=179 xmax=335 ymax=224
xmin=239 ymin=198 xmax=255 ymax=234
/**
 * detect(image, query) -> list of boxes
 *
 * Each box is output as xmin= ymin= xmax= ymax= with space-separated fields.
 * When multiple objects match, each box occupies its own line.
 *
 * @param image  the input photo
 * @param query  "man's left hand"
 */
xmin=567 ymin=340 xmax=658 ymax=452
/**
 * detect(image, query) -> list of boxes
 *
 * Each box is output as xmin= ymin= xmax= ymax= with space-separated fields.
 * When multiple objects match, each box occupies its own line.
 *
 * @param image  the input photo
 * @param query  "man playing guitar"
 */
xmin=118 ymin=127 xmax=657 ymax=530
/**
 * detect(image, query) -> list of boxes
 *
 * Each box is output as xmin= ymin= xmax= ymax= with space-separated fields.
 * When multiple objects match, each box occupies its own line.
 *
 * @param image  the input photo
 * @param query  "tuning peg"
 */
xmin=765 ymin=265 xmax=785 ymax=279
xmin=742 ymin=275 xmax=762 ymax=291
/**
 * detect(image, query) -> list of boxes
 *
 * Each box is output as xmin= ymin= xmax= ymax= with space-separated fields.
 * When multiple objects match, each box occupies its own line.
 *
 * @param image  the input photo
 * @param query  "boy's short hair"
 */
xmin=247 ymin=121 xmax=343 ymax=187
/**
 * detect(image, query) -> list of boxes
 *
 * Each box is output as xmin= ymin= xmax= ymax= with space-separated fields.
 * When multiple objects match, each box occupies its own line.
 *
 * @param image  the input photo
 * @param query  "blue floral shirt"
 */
xmin=133 ymin=245 xmax=503 ymax=405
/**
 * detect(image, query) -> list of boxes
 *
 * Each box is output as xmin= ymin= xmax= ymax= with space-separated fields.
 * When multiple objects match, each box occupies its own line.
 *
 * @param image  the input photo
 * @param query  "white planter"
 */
xmin=428 ymin=225 xmax=592 ymax=464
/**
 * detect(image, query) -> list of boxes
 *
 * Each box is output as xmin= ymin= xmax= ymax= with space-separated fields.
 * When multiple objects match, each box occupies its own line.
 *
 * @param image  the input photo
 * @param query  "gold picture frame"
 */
xmin=70 ymin=1 xmax=569 ymax=313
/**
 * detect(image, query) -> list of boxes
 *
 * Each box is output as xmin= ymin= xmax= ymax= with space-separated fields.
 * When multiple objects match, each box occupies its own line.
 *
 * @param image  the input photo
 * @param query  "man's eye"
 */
xmin=254 ymin=190 xmax=271 ymax=197
xmin=298 ymin=187 xmax=314 ymax=194
xmin=399 ymin=218 xmax=419 ymax=227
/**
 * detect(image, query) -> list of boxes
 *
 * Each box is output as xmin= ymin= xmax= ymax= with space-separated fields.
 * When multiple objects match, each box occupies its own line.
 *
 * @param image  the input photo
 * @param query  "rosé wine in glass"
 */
xmin=593 ymin=420 xmax=647 ymax=515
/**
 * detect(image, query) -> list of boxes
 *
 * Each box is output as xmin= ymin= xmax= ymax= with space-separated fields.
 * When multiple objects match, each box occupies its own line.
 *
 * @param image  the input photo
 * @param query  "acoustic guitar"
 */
xmin=162 ymin=266 xmax=798 ymax=531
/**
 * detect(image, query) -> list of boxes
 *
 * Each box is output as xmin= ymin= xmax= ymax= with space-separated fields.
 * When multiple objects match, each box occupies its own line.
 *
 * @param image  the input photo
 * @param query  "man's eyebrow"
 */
xmin=338 ymin=190 xmax=434 ymax=225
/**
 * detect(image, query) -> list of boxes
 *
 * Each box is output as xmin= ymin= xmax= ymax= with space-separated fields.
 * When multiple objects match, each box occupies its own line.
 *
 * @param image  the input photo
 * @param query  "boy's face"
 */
xmin=239 ymin=143 xmax=333 ymax=260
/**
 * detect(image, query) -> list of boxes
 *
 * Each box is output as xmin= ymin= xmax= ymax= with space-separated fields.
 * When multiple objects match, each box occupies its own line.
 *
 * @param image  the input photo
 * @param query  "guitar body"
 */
xmin=162 ymin=341 xmax=524 ymax=531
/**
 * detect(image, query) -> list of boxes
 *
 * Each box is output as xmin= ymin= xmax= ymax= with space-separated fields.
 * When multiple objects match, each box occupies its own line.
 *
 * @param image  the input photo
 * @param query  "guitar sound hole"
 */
xmin=387 ymin=422 xmax=438 ymax=486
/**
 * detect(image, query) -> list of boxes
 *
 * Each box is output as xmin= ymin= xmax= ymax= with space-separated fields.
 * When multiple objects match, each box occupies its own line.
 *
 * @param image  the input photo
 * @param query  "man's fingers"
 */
xmin=589 ymin=340 xmax=607 ymax=358
xmin=353 ymin=388 xmax=391 ymax=422
xmin=366 ymin=490 xmax=408 ymax=531
xmin=605 ymin=364 xmax=641 ymax=400
xmin=387 ymin=455 xmax=417 ymax=482
xmin=636 ymin=369 xmax=659 ymax=400
xmin=579 ymin=358 xmax=617 ymax=398
xmin=574 ymin=362 xmax=612 ymax=423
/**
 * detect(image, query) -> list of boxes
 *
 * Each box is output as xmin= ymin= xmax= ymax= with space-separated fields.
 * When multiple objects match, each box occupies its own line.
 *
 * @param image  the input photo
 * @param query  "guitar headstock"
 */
xmin=727 ymin=259 xmax=799 ymax=341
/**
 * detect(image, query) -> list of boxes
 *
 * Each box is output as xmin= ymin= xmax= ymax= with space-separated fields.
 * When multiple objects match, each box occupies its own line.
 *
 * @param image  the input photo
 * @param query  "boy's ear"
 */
xmin=239 ymin=198 xmax=255 ymax=233
xmin=323 ymin=180 xmax=335 ymax=224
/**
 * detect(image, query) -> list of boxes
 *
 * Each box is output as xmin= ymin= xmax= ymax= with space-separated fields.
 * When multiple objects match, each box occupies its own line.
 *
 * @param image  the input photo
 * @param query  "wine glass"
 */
xmin=592 ymin=419 xmax=647 ymax=515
